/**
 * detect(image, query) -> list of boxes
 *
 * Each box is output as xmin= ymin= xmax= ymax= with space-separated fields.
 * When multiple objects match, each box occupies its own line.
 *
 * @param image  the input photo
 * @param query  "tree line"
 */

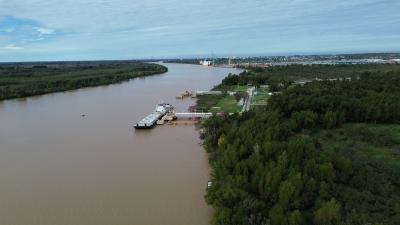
xmin=0 ymin=62 xmax=167 ymax=100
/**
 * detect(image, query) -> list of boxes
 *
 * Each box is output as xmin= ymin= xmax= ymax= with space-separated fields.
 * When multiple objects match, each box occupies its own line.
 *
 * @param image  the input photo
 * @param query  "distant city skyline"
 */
xmin=1 ymin=0 xmax=399 ymax=62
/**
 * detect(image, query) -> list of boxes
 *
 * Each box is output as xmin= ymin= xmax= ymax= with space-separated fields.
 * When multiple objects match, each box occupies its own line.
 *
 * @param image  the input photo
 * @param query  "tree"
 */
xmin=288 ymin=210 xmax=303 ymax=225
xmin=218 ymin=134 xmax=226 ymax=147
xmin=278 ymin=180 xmax=295 ymax=209
xmin=291 ymin=110 xmax=318 ymax=131
xmin=270 ymin=204 xmax=287 ymax=225
xmin=323 ymin=111 xmax=339 ymax=129
xmin=314 ymin=198 xmax=341 ymax=225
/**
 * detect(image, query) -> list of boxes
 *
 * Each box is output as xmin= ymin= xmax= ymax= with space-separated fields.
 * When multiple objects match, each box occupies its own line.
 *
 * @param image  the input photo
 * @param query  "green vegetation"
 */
xmin=252 ymin=85 xmax=270 ymax=109
xmin=196 ymin=94 xmax=225 ymax=112
xmin=201 ymin=64 xmax=400 ymax=225
xmin=0 ymin=62 xmax=167 ymax=100
xmin=196 ymin=85 xmax=247 ymax=113
xmin=239 ymin=63 xmax=400 ymax=80
xmin=314 ymin=123 xmax=400 ymax=175
xmin=215 ymin=95 xmax=242 ymax=113
xmin=198 ymin=63 xmax=400 ymax=112
xmin=196 ymin=93 xmax=241 ymax=114
xmin=224 ymin=64 xmax=400 ymax=91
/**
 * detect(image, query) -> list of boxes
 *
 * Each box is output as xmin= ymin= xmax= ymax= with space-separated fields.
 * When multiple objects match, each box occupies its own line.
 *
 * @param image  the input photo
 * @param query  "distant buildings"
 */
xmin=163 ymin=53 xmax=399 ymax=67
xmin=200 ymin=60 xmax=212 ymax=66
xmin=214 ymin=53 xmax=400 ymax=66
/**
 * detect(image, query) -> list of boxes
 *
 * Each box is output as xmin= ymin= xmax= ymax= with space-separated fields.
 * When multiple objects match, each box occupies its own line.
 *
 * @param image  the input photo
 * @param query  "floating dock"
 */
xmin=134 ymin=103 xmax=174 ymax=129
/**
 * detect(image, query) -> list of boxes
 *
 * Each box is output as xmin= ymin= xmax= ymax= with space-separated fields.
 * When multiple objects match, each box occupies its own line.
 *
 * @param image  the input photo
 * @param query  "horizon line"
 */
xmin=1 ymin=51 xmax=400 ymax=64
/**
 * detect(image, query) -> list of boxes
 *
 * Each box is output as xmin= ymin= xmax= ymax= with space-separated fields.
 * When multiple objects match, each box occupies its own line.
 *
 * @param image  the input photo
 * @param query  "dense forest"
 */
xmin=0 ymin=62 xmax=167 ymax=100
xmin=222 ymin=64 xmax=400 ymax=91
xmin=201 ymin=64 xmax=400 ymax=225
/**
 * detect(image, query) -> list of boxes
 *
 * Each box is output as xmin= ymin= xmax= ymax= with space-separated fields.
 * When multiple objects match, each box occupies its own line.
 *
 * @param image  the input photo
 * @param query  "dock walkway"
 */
xmin=175 ymin=112 xmax=213 ymax=119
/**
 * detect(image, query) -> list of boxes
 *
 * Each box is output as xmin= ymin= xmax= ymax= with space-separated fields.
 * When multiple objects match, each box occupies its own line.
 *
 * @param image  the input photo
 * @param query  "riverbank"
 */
xmin=0 ymin=62 xmax=167 ymax=100
xmin=199 ymin=64 xmax=400 ymax=225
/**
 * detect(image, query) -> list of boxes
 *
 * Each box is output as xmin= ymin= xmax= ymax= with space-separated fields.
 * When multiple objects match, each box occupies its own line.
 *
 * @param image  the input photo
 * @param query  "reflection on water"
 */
xmin=0 ymin=63 xmax=241 ymax=225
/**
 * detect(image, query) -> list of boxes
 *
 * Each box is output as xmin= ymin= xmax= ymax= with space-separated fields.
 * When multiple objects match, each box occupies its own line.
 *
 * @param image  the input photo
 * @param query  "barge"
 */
xmin=134 ymin=103 xmax=174 ymax=129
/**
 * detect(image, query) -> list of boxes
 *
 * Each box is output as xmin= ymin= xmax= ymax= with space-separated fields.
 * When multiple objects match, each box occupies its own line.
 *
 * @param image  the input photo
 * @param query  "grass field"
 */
xmin=197 ymin=94 xmax=241 ymax=113
xmin=197 ymin=84 xmax=275 ymax=113
xmin=196 ymin=85 xmax=249 ymax=113
xmin=251 ymin=85 xmax=270 ymax=108
xmin=214 ymin=95 xmax=241 ymax=113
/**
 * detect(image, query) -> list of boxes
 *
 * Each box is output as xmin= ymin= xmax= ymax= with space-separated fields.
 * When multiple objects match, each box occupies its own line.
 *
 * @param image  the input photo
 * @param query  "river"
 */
xmin=0 ymin=63 xmax=241 ymax=225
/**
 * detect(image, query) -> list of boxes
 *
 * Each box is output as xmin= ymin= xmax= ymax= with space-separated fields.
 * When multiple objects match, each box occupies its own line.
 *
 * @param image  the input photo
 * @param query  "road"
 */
xmin=241 ymin=86 xmax=255 ymax=113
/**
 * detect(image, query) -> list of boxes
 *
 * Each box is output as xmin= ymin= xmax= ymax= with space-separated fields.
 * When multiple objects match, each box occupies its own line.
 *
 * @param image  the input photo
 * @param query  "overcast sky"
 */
xmin=0 ymin=0 xmax=399 ymax=62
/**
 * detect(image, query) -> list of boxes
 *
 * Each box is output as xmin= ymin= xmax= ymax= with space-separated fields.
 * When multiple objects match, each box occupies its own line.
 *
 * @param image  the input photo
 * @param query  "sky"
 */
xmin=0 ymin=0 xmax=399 ymax=62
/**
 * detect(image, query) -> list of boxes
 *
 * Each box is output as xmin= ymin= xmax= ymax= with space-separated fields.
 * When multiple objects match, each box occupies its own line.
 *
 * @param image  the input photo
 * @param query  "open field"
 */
xmin=196 ymin=85 xmax=250 ymax=113
xmin=196 ymin=94 xmax=241 ymax=114
xmin=251 ymin=85 xmax=270 ymax=108
xmin=197 ymin=84 xmax=273 ymax=113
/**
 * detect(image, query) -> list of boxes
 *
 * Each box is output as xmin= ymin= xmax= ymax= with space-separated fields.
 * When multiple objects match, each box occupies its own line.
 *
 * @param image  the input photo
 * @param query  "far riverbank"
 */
xmin=0 ymin=62 xmax=167 ymax=100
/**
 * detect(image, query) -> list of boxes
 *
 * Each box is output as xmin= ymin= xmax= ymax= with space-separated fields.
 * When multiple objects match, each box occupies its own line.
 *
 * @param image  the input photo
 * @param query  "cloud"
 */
xmin=4 ymin=44 xmax=24 ymax=50
xmin=0 ymin=28 xmax=14 ymax=33
xmin=136 ymin=26 xmax=171 ymax=33
xmin=35 ymin=27 xmax=55 ymax=35
xmin=0 ymin=0 xmax=399 ymax=61
xmin=0 ymin=16 xmax=58 ymax=52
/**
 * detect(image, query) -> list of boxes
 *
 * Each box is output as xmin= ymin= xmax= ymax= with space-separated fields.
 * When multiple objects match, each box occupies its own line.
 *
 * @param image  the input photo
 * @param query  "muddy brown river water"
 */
xmin=0 ymin=63 xmax=241 ymax=225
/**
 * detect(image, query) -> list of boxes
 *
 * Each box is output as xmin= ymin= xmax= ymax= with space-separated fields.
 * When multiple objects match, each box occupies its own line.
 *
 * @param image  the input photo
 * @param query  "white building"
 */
xmin=200 ymin=60 xmax=212 ymax=66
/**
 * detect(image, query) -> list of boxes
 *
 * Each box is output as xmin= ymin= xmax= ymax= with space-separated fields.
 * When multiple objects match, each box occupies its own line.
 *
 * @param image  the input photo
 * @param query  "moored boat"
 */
xmin=134 ymin=103 xmax=174 ymax=129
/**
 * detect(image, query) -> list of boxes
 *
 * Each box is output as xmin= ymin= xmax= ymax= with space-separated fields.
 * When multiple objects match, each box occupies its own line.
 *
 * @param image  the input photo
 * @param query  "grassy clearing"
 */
xmin=196 ymin=85 xmax=248 ymax=113
xmin=197 ymin=94 xmax=241 ymax=113
xmin=251 ymin=85 xmax=270 ymax=109
xmin=215 ymin=95 xmax=241 ymax=113
xmin=196 ymin=95 xmax=224 ymax=112
xmin=233 ymin=85 xmax=249 ymax=92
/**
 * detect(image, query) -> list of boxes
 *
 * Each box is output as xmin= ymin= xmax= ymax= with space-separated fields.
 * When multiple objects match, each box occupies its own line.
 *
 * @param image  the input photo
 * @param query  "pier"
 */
xmin=134 ymin=104 xmax=214 ymax=129
xmin=135 ymin=86 xmax=255 ymax=129
xmin=175 ymin=112 xmax=213 ymax=119
xmin=134 ymin=103 xmax=174 ymax=129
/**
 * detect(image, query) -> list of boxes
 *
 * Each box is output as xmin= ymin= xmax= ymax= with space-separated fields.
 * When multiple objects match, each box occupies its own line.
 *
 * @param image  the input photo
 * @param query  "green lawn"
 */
xmin=251 ymin=85 xmax=270 ymax=109
xmin=199 ymin=85 xmax=271 ymax=113
xmin=233 ymin=85 xmax=249 ymax=92
xmin=215 ymin=95 xmax=241 ymax=113
xmin=197 ymin=85 xmax=248 ymax=113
